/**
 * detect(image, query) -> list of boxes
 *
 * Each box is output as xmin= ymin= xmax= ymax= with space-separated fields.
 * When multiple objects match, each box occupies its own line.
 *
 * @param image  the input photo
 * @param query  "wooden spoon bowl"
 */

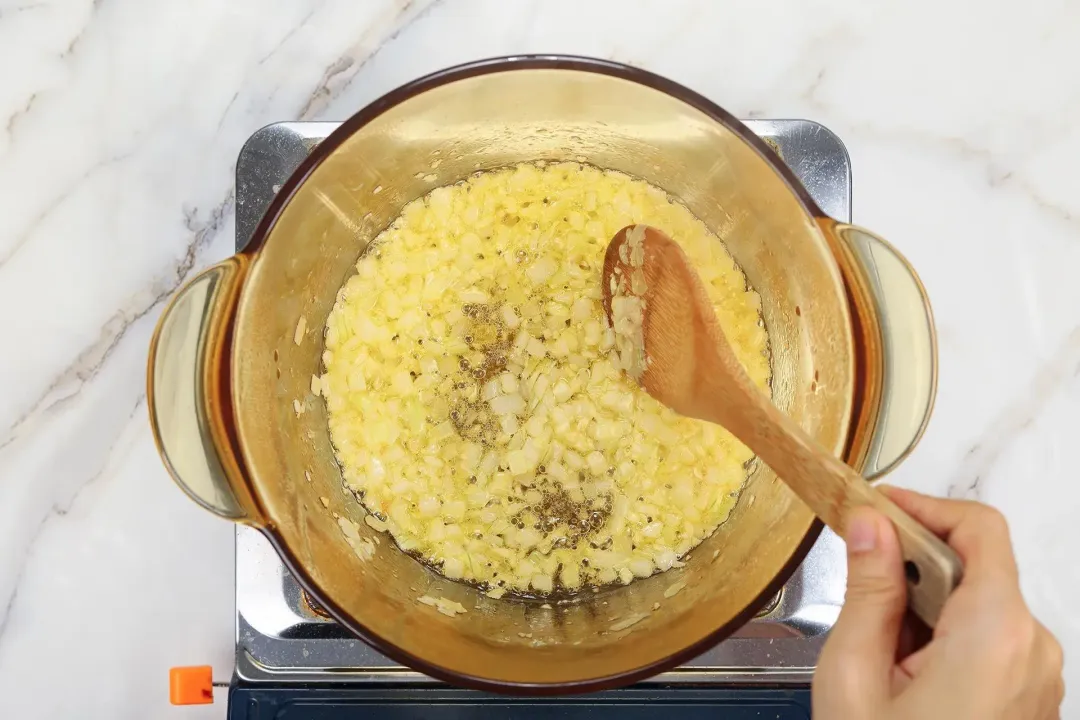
xmin=602 ymin=224 xmax=962 ymax=626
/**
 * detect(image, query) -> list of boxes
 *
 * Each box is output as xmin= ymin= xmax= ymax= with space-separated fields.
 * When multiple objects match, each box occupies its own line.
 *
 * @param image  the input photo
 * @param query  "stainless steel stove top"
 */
xmin=233 ymin=119 xmax=852 ymax=685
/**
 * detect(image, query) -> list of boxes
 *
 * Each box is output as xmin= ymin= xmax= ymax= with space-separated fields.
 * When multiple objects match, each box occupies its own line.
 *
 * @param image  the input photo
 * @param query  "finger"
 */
xmin=898 ymin=644 xmax=932 ymax=678
xmin=823 ymin=506 xmax=907 ymax=702
xmin=1051 ymin=677 xmax=1065 ymax=718
xmin=895 ymin=610 xmax=932 ymax=662
xmin=1036 ymin=623 xmax=1065 ymax=718
xmin=890 ymin=664 xmax=915 ymax=696
xmin=879 ymin=485 xmax=1018 ymax=583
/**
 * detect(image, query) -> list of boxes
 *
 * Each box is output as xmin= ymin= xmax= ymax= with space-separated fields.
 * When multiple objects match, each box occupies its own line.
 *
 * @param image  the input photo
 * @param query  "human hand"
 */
xmin=813 ymin=486 xmax=1064 ymax=719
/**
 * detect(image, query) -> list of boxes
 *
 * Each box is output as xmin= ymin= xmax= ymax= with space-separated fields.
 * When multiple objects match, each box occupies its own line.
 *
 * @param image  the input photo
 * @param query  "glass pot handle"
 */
xmin=823 ymin=220 xmax=939 ymax=479
xmin=146 ymin=256 xmax=263 ymax=524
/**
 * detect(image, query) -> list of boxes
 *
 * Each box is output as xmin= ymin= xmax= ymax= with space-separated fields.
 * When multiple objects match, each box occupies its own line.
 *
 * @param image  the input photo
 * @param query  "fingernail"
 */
xmin=847 ymin=511 xmax=878 ymax=553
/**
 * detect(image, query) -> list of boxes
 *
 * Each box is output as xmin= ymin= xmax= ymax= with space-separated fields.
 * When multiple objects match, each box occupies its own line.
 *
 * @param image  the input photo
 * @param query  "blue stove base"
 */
xmin=227 ymin=683 xmax=813 ymax=718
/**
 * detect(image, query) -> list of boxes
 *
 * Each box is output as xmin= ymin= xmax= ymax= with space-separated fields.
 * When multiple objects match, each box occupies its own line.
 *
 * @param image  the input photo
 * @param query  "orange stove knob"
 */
xmin=169 ymin=665 xmax=215 ymax=705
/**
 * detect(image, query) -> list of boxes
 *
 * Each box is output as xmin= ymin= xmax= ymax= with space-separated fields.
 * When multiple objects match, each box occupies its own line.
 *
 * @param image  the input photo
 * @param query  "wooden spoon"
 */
xmin=602 ymin=224 xmax=962 ymax=627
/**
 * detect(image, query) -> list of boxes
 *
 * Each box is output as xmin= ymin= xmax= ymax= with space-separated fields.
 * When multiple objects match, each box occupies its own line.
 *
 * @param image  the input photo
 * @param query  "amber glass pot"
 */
xmin=147 ymin=56 xmax=936 ymax=693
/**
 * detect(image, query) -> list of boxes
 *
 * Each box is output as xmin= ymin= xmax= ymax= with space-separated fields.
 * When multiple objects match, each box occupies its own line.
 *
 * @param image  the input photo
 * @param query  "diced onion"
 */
xmin=641 ymin=521 xmax=663 ymax=538
xmin=507 ymin=449 xmax=536 ymax=475
xmin=444 ymin=500 xmax=466 ymax=521
xmin=586 ymin=451 xmax=607 ymax=475
xmin=531 ymin=574 xmax=554 ymax=593
xmin=629 ymin=558 xmax=654 ymax=578
xmin=321 ymin=161 xmax=770 ymax=596
xmin=501 ymin=305 xmax=520 ymax=329
xmin=443 ymin=557 xmax=465 ymax=579
xmin=526 ymin=257 xmax=557 ymax=285
xmin=499 ymin=373 xmax=519 ymax=394
xmin=490 ymin=393 xmax=525 ymax=416
xmin=460 ymin=288 xmax=489 ymax=303
xmin=570 ymin=298 xmax=592 ymax=321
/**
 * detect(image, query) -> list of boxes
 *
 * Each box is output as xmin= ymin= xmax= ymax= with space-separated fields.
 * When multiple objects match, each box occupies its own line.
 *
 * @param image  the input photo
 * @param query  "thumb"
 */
xmin=822 ymin=507 xmax=908 ymax=699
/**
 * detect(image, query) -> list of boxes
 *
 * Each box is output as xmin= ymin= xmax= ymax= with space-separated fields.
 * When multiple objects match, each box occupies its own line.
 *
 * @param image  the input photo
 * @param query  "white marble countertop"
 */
xmin=1 ymin=0 xmax=1077 ymax=716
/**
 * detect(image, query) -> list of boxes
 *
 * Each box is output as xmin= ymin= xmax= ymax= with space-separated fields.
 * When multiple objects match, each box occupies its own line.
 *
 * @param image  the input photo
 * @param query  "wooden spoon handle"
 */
xmin=722 ymin=393 xmax=963 ymax=627
xmin=845 ymin=478 xmax=964 ymax=625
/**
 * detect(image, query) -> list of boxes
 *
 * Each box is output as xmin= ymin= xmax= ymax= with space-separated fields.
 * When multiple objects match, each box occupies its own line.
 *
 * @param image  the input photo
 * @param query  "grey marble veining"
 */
xmin=0 ymin=0 xmax=1077 ymax=717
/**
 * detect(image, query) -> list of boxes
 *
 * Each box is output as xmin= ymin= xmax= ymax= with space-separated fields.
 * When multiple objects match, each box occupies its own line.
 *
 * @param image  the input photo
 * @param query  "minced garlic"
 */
xmin=322 ymin=162 xmax=770 ymax=596
xmin=337 ymin=516 xmax=376 ymax=560
xmin=664 ymin=580 xmax=687 ymax=598
xmin=418 ymin=595 xmax=468 ymax=617
xmin=609 ymin=612 xmax=649 ymax=632
xmin=294 ymin=315 xmax=307 ymax=345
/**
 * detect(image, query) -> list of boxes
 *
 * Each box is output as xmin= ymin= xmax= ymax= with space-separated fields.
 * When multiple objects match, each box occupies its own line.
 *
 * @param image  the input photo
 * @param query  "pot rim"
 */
xmin=242 ymin=54 xmax=835 ymax=694
xmin=245 ymin=55 xmax=836 ymax=257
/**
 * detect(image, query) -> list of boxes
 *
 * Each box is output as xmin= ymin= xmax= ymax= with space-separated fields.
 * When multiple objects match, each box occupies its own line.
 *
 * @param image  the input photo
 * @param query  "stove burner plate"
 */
xmin=234 ymin=119 xmax=852 ymax=685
